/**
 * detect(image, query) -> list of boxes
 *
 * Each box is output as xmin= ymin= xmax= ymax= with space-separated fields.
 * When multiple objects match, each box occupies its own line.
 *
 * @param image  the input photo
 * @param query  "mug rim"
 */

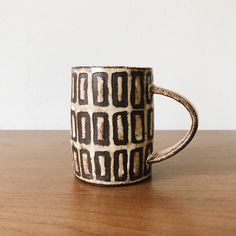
xmin=72 ymin=66 xmax=152 ymax=70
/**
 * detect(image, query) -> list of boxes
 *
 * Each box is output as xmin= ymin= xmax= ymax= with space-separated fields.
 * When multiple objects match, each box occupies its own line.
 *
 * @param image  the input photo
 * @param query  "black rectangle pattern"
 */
xmin=94 ymin=151 xmax=111 ymax=182
xmin=78 ymin=73 xmax=88 ymax=105
xmin=71 ymin=110 xmax=77 ymax=142
xmin=77 ymin=112 xmax=91 ymax=145
xmin=72 ymin=145 xmax=80 ymax=176
xmin=146 ymin=71 xmax=153 ymax=104
xmin=71 ymin=73 xmax=77 ymax=103
xmin=131 ymin=71 xmax=144 ymax=109
xmin=130 ymin=147 xmax=143 ymax=181
xmin=113 ymin=111 xmax=128 ymax=145
xmin=147 ymin=108 xmax=154 ymax=140
xmin=92 ymin=112 xmax=110 ymax=146
xmin=144 ymin=143 xmax=153 ymax=176
xmin=131 ymin=110 xmax=145 ymax=143
xmin=112 ymin=71 xmax=128 ymax=107
xmin=92 ymin=72 xmax=109 ymax=107
xmin=80 ymin=149 xmax=93 ymax=179
xmin=114 ymin=150 xmax=128 ymax=181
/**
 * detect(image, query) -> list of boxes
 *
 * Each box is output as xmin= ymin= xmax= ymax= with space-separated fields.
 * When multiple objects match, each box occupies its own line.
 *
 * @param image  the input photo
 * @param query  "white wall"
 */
xmin=0 ymin=0 xmax=235 ymax=130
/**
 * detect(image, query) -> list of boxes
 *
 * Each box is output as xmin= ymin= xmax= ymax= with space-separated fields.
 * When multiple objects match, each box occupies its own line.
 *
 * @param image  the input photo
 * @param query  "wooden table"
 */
xmin=0 ymin=131 xmax=235 ymax=235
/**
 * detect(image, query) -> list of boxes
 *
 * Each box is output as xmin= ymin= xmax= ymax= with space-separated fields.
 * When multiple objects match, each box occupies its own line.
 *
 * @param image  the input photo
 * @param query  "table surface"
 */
xmin=0 ymin=131 xmax=235 ymax=236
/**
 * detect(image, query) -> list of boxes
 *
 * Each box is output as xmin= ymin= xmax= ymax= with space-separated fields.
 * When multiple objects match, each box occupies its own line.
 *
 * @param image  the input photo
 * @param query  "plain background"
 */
xmin=0 ymin=0 xmax=235 ymax=130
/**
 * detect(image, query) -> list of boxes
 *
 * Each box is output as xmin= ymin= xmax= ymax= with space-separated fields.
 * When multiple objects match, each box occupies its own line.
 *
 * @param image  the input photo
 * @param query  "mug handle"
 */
xmin=147 ymin=85 xmax=198 ymax=164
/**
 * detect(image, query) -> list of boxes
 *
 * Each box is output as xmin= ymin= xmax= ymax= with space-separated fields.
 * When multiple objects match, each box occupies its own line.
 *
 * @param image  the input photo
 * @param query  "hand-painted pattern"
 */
xmin=71 ymin=67 xmax=154 ymax=185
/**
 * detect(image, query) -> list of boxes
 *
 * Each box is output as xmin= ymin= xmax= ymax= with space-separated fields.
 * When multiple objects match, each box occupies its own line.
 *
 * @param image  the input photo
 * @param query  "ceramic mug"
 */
xmin=70 ymin=66 xmax=198 ymax=186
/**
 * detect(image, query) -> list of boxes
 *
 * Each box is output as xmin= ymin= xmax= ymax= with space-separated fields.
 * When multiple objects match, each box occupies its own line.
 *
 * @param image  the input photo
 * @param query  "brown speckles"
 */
xmin=97 ymin=117 xmax=105 ymax=141
xmin=117 ymin=115 xmax=124 ymax=140
xmin=134 ymin=75 xmax=142 ymax=105
xmin=96 ymin=76 xmax=105 ymax=103
xmin=147 ymin=85 xmax=198 ymax=164
xmin=133 ymin=151 xmax=140 ymax=176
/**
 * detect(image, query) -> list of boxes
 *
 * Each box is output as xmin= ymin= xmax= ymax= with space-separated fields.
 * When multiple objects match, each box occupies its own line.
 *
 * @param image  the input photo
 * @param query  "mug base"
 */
xmin=74 ymin=172 xmax=152 ymax=187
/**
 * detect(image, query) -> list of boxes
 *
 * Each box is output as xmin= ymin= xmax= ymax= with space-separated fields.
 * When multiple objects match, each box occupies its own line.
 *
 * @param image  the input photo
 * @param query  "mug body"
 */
xmin=70 ymin=66 xmax=154 ymax=186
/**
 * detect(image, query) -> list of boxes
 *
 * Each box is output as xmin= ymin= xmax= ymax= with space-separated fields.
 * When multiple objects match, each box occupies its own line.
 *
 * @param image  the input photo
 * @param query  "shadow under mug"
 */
xmin=70 ymin=66 xmax=198 ymax=186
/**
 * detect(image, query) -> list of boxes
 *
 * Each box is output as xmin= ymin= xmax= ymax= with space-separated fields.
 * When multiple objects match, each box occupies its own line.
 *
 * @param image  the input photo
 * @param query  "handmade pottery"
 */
xmin=70 ymin=66 xmax=198 ymax=186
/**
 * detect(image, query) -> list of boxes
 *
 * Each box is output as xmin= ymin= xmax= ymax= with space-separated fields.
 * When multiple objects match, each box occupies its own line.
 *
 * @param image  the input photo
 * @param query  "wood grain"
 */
xmin=0 ymin=131 xmax=236 ymax=236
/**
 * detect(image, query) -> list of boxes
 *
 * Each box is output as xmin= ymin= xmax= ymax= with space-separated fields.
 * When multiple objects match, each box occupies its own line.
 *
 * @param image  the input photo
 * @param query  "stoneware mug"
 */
xmin=70 ymin=66 xmax=198 ymax=186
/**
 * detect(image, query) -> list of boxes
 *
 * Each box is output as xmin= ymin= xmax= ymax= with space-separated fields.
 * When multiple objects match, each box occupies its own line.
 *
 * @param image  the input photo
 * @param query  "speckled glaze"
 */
xmin=70 ymin=66 xmax=198 ymax=186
